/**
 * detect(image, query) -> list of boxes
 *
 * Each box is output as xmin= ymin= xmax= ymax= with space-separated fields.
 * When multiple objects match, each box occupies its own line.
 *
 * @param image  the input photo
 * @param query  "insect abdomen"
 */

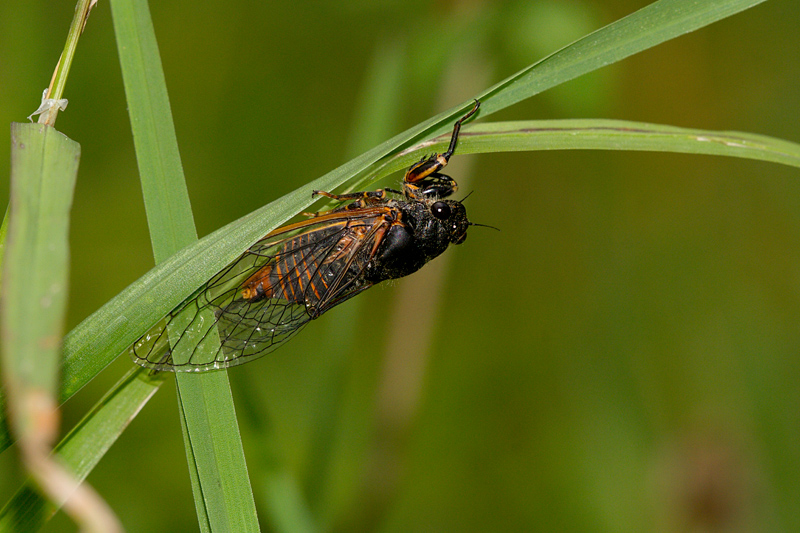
xmin=241 ymin=233 xmax=329 ymax=305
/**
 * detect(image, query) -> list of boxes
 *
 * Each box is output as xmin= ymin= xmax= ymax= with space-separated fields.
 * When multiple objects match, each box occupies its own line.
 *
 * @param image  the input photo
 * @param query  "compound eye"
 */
xmin=431 ymin=201 xmax=451 ymax=220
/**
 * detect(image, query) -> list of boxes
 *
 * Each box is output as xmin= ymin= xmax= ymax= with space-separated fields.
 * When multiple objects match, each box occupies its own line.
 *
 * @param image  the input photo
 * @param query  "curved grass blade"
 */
xmin=374 ymin=120 xmax=800 ymax=178
xmin=463 ymin=121 xmax=800 ymax=169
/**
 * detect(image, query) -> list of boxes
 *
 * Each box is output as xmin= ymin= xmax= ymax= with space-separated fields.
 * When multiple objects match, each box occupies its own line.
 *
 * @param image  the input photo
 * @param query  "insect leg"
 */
xmin=442 ymin=99 xmax=480 ymax=161
xmin=312 ymin=189 xmax=387 ymax=202
xmin=403 ymin=100 xmax=480 ymax=186
xmin=304 ymin=189 xmax=389 ymax=217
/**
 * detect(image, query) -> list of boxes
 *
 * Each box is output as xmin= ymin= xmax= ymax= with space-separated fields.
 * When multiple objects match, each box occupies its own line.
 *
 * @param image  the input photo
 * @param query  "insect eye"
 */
xmin=431 ymin=201 xmax=451 ymax=220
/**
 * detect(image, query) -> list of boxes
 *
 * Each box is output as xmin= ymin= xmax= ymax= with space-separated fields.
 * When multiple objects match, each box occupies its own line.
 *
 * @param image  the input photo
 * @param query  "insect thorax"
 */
xmin=364 ymin=199 xmax=457 ymax=282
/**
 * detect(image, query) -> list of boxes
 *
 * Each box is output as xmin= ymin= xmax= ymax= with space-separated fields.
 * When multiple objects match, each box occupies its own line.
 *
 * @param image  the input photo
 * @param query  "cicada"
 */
xmin=131 ymin=100 xmax=480 ymax=372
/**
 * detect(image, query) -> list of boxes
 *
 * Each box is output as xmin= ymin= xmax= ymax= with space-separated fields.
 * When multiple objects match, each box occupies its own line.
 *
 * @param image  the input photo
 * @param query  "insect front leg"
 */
xmin=304 ymin=189 xmax=389 ymax=217
xmin=403 ymin=173 xmax=458 ymax=200
xmin=403 ymin=100 xmax=479 ymax=200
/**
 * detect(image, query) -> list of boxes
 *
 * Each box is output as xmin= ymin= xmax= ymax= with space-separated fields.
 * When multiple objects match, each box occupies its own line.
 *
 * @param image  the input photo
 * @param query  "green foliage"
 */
xmin=2 ymin=0 xmax=796 ymax=531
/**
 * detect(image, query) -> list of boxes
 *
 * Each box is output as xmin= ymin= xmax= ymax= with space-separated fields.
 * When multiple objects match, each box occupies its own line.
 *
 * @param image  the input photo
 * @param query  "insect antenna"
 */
xmin=468 ymin=221 xmax=500 ymax=231
xmin=458 ymin=190 xmax=476 ymax=203
xmin=456 ymin=191 xmax=498 ymax=230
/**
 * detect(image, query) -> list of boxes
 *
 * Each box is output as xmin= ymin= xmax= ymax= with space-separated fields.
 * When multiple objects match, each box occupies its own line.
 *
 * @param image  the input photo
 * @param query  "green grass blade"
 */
xmin=0 ymin=201 xmax=11 ymax=455
xmin=0 ymin=368 xmax=165 ymax=531
xmin=109 ymin=0 xmax=259 ymax=529
xmin=1 ymin=124 xmax=80 ymax=510
xmin=0 ymin=0 xmax=768 ymax=454
xmin=108 ymin=0 xmax=195 ymax=262
xmin=2 ymin=123 xmax=79 ymax=404
xmin=0 ymin=123 xmax=81 ymax=527
xmin=175 ymin=374 xmax=259 ymax=532
xmin=460 ymin=121 xmax=800 ymax=168
xmin=375 ymin=119 xmax=800 ymax=178
xmin=474 ymin=0 xmax=768 ymax=115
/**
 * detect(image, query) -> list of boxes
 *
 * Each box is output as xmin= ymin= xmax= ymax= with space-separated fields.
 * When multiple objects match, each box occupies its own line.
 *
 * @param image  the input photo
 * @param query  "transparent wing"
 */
xmin=130 ymin=210 xmax=392 ymax=372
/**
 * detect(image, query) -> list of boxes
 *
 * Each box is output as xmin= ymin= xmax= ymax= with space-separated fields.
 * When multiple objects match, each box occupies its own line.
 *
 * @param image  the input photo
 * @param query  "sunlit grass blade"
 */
xmin=109 ymin=0 xmax=259 ymax=529
xmin=0 ymin=368 xmax=165 ymax=531
xmin=374 ymin=120 xmax=800 ymax=178
xmin=464 ymin=120 xmax=800 ymax=169
xmin=0 ymin=123 xmax=100 ymax=529
xmin=108 ymin=0 xmax=195 ymax=262
xmin=2 ymin=123 xmax=79 ymax=414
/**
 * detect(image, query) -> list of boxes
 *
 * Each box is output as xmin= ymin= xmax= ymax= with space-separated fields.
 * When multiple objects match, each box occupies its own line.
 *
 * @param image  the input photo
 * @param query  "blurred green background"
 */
xmin=2 ymin=0 xmax=800 ymax=531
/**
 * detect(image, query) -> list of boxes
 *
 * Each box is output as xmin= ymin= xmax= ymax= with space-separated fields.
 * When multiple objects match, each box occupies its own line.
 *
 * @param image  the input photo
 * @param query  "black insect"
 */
xmin=130 ymin=100 xmax=481 ymax=372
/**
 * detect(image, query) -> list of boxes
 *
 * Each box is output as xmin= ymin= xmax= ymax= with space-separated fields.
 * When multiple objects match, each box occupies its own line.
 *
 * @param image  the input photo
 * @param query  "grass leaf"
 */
xmin=2 ymin=123 xmax=79 ymax=405
xmin=0 ymin=368 xmax=165 ymax=531
xmin=109 ymin=0 xmax=259 ymax=528
xmin=473 ymin=0 xmax=768 ymax=116
xmin=0 ymin=8 xmax=773 ymax=518
xmin=43 ymin=0 xmax=769 ymax=420
xmin=375 ymin=119 xmax=800 ymax=178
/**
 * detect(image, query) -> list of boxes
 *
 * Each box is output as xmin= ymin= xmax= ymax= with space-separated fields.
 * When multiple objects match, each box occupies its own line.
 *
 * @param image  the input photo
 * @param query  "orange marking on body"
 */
xmin=308 ymin=278 xmax=322 ymax=301
xmin=405 ymin=154 xmax=448 ymax=183
xmin=317 ymin=262 xmax=329 ymax=289
xmin=310 ymin=252 xmax=329 ymax=303
xmin=297 ymin=248 xmax=311 ymax=294
xmin=274 ymin=256 xmax=291 ymax=301
xmin=242 ymin=263 xmax=276 ymax=301
xmin=281 ymin=247 xmax=298 ymax=301
xmin=370 ymin=222 xmax=391 ymax=257
xmin=287 ymin=240 xmax=301 ymax=296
